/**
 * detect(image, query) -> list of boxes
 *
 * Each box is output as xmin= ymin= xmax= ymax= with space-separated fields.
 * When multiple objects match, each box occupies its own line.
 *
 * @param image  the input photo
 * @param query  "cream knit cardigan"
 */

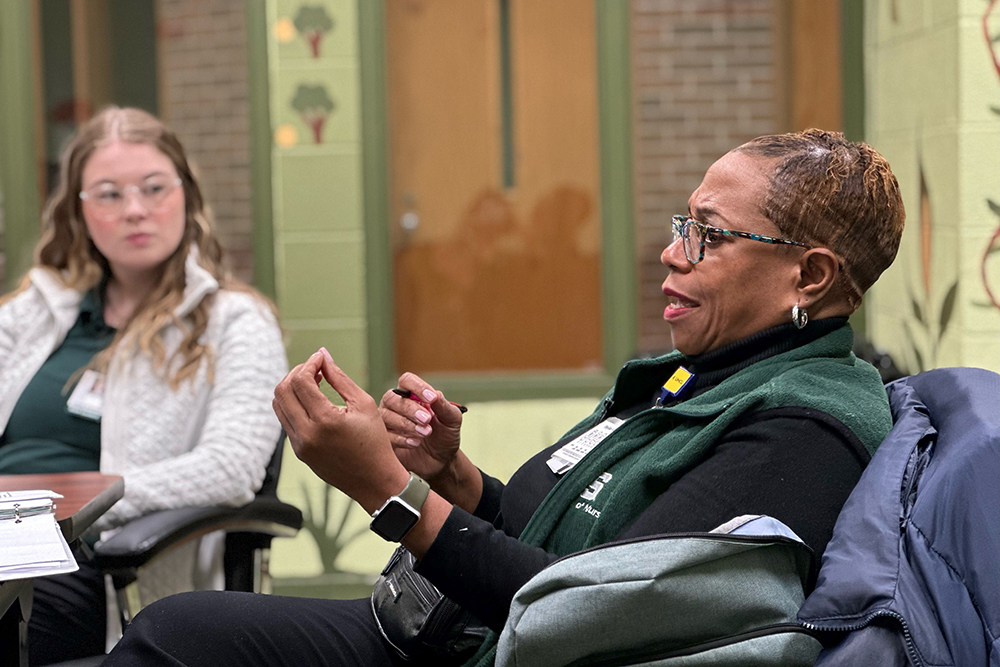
xmin=0 ymin=251 xmax=287 ymax=618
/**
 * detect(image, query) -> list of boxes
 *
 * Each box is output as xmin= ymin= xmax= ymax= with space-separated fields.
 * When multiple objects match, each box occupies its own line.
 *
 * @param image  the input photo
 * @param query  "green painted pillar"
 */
xmin=260 ymin=0 xmax=376 ymax=583
xmin=263 ymin=0 xmax=369 ymax=385
xmin=0 ymin=2 xmax=42 ymax=291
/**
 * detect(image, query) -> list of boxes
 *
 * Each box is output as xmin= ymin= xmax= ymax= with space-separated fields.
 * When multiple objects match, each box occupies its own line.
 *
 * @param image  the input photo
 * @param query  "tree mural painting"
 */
xmin=300 ymin=483 xmax=367 ymax=573
xmin=294 ymin=5 xmax=334 ymax=58
xmin=984 ymin=201 xmax=1000 ymax=310
xmin=904 ymin=160 xmax=959 ymax=373
xmin=982 ymin=0 xmax=1000 ymax=311
xmin=291 ymin=84 xmax=335 ymax=144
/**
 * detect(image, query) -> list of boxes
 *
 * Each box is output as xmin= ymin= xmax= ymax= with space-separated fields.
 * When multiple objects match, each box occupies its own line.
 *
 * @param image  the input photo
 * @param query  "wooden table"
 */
xmin=0 ymin=473 xmax=124 ymax=667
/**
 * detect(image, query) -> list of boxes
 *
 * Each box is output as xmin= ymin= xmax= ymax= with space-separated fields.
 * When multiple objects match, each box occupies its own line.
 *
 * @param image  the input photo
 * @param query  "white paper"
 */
xmin=0 ymin=493 xmax=78 ymax=581
xmin=0 ymin=490 xmax=62 ymax=502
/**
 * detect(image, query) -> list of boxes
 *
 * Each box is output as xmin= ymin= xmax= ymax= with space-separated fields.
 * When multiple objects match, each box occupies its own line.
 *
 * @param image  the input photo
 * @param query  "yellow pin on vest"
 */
xmin=655 ymin=366 xmax=697 ymax=406
xmin=664 ymin=367 xmax=694 ymax=395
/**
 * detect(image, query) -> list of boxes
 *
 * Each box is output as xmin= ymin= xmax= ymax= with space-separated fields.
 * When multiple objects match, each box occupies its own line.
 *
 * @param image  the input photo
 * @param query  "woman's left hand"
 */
xmin=272 ymin=348 xmax=409 ymax=514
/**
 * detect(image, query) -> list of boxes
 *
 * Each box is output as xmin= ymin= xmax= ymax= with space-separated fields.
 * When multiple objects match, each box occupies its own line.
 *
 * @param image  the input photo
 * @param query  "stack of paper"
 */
xmin=0 ymin=490 xmax=78 ymax=581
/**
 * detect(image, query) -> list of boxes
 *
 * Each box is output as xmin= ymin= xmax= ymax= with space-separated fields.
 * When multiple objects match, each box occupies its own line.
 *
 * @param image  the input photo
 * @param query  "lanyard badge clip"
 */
xmin=655 ymin=366 xmax=696 ymax=406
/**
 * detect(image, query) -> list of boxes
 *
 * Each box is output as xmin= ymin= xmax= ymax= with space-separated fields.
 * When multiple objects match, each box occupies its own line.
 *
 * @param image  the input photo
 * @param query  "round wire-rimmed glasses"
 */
xmin=670 ymin=214 xmax=812 ymax=265
xmin=79 ymin=177 xmax=182 ymax=218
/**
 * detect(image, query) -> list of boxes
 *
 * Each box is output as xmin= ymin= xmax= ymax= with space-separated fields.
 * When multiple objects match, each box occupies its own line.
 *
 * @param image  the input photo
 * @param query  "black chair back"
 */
xmin=224 ymin=430 xmax=292 ymax=591
xmin=257 ymin=430 xmax=286 ymax=498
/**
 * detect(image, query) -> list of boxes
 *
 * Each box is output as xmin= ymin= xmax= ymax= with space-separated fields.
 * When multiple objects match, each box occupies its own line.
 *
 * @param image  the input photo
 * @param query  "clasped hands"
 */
xmin=271 ymin=348 xmax=466 ymax=516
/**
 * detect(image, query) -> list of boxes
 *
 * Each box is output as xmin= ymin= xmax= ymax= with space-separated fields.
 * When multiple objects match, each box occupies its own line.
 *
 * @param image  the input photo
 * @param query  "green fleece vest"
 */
xmin=465 ymin=325 xmax=892 ymax=667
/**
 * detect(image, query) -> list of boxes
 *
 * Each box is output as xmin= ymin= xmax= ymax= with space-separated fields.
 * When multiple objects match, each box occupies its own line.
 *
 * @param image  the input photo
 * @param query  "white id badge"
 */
xmin=66 ymin=370 xmax=105 ymax=422
xmin=546 ymin=417 xmax=624 ymax=475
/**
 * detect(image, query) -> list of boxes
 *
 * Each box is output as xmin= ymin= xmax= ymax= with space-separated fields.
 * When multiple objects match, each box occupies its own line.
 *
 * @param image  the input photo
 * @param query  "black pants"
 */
xmin=103 ymin=594 xmax=412 ymax=667
xmin=25 ymin=557 xmax=106 ymax=666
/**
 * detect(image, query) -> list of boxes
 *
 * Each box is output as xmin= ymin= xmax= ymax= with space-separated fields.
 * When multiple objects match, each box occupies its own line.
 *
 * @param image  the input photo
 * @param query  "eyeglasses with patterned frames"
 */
xmin=670 ymin=214 xmax=812 ymax=265
xmin=79 ymin=177 xmax=182 ymax=218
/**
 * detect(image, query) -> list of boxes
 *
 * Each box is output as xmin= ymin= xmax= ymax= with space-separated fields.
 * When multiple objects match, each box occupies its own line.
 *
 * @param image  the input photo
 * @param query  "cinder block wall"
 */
xmin=632 ymin=0 xmax=780 ymax=355
xmin=155 ymin=0 xmax=255 ymax=284
xmin=864 ymin=0 xmax=1000 ymax=372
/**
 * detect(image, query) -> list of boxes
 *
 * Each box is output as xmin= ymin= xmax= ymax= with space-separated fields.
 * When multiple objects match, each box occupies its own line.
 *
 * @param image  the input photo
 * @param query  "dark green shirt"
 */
xmin=0 ymin=288 xmax=115 ymax=474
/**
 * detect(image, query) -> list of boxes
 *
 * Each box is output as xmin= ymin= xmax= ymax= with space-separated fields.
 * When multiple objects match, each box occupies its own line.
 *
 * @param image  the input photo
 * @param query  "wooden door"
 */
xmin=386 ymin=0 xmax=602 ymax=374
xmin=779 ymin=0 xmax=843 ymax=132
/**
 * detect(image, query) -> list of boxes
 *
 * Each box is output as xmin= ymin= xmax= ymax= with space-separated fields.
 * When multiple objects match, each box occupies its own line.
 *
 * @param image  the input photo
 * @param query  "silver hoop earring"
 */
xmin=792 ymin=302 xmax=809 ymax=329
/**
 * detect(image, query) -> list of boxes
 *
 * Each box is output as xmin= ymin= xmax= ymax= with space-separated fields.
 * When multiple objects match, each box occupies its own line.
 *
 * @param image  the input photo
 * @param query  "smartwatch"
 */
xmin=369 ymin=472 xmax=430 ymax=542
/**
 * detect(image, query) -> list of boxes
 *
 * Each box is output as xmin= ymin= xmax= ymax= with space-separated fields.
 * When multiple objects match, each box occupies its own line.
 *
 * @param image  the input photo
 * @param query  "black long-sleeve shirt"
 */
xmin=415 ymin=319 xmax=871 ymax=632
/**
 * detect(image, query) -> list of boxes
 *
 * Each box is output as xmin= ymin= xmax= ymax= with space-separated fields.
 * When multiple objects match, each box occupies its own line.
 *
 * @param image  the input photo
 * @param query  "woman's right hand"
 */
xmin=379 ymin=373 xmax=464 ymax=483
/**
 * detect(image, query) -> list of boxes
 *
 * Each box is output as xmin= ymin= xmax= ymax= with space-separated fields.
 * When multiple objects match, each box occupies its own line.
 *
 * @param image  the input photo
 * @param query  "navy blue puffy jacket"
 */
xmin=798 ymin=367 xmax=1000 ymax=667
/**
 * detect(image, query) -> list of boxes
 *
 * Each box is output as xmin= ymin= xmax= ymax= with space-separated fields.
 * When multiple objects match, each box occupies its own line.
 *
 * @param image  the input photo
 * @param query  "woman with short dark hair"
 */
xmin=103 ymin=129 xmax=905 ymax=667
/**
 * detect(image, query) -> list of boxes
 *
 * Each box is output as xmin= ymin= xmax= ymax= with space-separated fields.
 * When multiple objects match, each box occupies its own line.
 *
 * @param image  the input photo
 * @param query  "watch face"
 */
xmin=371 ymin=499 xmax=419 ymax=542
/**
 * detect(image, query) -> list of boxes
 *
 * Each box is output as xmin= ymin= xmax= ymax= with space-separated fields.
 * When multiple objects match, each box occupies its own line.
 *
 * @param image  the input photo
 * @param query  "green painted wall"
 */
xmin=865 ymin=0 xmax=1000 ymax=373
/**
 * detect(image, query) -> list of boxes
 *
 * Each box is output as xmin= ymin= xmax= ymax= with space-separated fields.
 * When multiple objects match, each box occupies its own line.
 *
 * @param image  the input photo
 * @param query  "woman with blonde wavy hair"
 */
xmin=0 ymin=106 xmax=287 ymax=665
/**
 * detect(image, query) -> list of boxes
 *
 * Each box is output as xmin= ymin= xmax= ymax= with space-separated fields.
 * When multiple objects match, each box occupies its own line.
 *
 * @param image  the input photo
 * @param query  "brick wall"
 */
xmin=631 ymin=0 xmax=781 ymax=355
xmin=155 ymin=0 xmax=254 ymax=283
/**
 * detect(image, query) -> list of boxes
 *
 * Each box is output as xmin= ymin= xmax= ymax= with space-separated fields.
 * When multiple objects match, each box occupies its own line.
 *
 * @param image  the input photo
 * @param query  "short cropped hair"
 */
xmin=736 ymin=129 xmax=905 ymax=308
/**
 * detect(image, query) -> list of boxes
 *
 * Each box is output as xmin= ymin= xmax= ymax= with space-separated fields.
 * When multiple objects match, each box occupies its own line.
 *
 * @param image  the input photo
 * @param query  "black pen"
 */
xmin=392 ymin=388 xmax=468 ymax=414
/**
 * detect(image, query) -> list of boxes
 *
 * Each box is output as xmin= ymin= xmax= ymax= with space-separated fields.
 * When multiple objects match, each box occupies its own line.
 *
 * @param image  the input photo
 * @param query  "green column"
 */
xmin=247 ymin=0 xmax=276 ymax=301
xmin=0 ymin=2 xmax=42 ymax=291
xmin=596 ymin=0 xmax=637 ymax=372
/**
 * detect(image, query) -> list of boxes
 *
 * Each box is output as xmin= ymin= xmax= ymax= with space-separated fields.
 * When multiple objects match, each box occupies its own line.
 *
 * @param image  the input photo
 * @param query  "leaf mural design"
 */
xmin=902 ymin=320 xmax=924 ymax=373
xmin=906 ymin=277 xmax=963 ymax=366
xmin=903 ymin=155 xmax=936 ymax=370
xmin=938 ymin=281 xmax=959 ymax=341
xmin=986 ymin=1 xmax=1000 ymax=79
xmin=981 ymin=4 xmax=1000 ymax=311
xmin=982 ymin=214 xmax=1000 ymax=310
xmin=300 ymin=482 xmax=367 ymax=573
xmin=918 ymin=160 xmax=932 ymax=296
xmin=910 ymin=295 xmax=925 ymax=326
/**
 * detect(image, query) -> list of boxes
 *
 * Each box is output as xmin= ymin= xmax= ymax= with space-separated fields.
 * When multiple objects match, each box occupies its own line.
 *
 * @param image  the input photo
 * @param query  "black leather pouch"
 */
xmin=371 ymin=545 xmax=489 ymax=661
